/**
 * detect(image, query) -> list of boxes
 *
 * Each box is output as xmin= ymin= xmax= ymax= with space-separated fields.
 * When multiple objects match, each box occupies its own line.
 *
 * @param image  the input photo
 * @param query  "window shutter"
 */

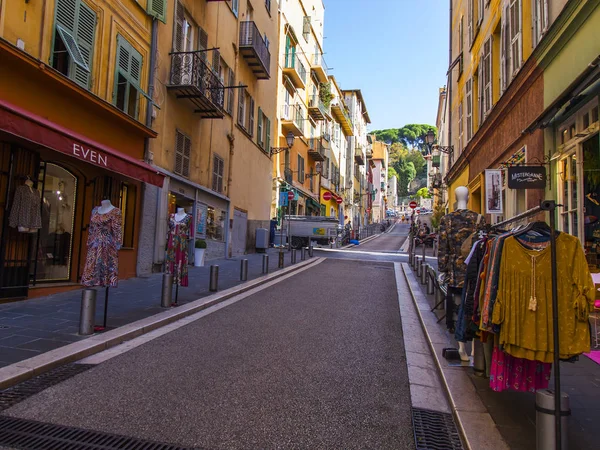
xmin=249 ymin=97 xmax=255 ymax=135
xmin=466 ymin=78 xmax=472 ymax=140
xmin=468 ymin=0 xmax=473 ymax=43
xmin=265 ymin=117 xmax=271 ymax=153
xmin=198 ymin=27 xmax=209 ymax=61
xmin=238 ymin=86 xmax=245 ymax=127
xmin=73 ymin=2 xmax=96 ymax=88
xmin=477 ymin=68 xmax=483 ymax=125
xmin=56 ymin=0 xmax=77 ymax=32
xmin=147 ymin=0 xmax=166 ymax=23
xmin=227 ymin=69 xmax=235 ymax=113
xmin=542 ymin=0 xmax=549 ymax=32
xmin=509 ymin=0 xmax=521 ymax=76
xmin=257 ymin=107 xmax=263 ymax=147
xmin=175 ymin=131 xmax=184 ymax=175
xmin=182 ymin=135 xmax=191 ymax=177
xmin=116 ymin=37 xmax=142 ymax=87
xmin=303 ymin=16 xmax=311 ymax=40
xmin=174 ymin=1 xmax=184 ymax=52
xmin=231 ymin=0 xmax=239 ymax=16
xmin=212 ymin=49 xmax=221 ymax=74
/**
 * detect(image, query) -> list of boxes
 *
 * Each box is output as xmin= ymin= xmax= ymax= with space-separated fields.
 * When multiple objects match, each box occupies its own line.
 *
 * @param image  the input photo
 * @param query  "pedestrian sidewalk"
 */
xmin=0 ymin=248 xmax=300 ymax=369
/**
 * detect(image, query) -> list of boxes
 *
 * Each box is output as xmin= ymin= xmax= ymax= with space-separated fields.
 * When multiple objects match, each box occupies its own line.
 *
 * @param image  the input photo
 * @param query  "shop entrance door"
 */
xmin=0 ymin=144 xmax=40 ymax=299
xmin=232 ymin=209 xmax=247 ymax=257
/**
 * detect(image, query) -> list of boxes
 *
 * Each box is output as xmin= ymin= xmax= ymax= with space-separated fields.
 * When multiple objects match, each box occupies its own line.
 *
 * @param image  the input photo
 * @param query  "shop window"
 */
xmin=559 ymin=154 xmax=579 ymax=237
xmin=118 ymin=182 xmax=137 ymax=248
xmin=113 ymin=36 xmax=144 ymax=118
xmin=212 ymin=155 xmax=224 ymax=193
xmin=206 ymin=206 xmax=225 ymax=242
xmin=583 ymin=134 xmax=600 ymax=267
xmin=36 ymin=163 xmax=77 ymax=282
xmin=51 ymin=0 xmax=96 ymax=89
xmin=175 ymin=130 xmax=191 ymax=178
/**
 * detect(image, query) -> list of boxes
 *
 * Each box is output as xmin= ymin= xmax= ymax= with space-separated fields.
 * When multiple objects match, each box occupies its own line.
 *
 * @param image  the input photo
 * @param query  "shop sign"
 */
xmin=485 ymin=169 xmax=503 ymax=214
xmin=195 ymin=202 xmax=207 ymax=238
xmin=279 ymin=191 xmax=289 ymax=207
xmin=507 ymin=166 xmax=546 ymax=190
xmin=72 ymin=143 xmax=108 ymax=167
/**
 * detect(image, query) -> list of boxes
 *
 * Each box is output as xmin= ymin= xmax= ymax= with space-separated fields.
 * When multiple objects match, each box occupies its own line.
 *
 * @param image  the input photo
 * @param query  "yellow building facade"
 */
xmin=0 ymin=0 xmax=164 ymax=299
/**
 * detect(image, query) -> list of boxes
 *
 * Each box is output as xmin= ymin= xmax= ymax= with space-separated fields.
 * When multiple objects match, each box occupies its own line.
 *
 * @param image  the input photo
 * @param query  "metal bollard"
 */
xmin=308 ymin=244 xmax=313 ymax=257
xmin=262 ymin=254 xmax=269 ymax=274
xmin=427 ymin=266 xmax=435 ymax=295
xmin=278 ymin=251 xmax=284 ymax=268
xmin=473 ymin=339 xmax=486 ymax=377
xmin=301 ymin=247 xmax=306 ymax=261
xmin=79 ymin=289 xmax=97 ymax=335
xmin=435 ymin=285 xmax=445 ymax=310
xmin=329 ymin=240 xmax=333 ymax=249
xmin=161 ymin=273 xmax=173 ymax=308
xmin=240 ymin=259 xmax=248 ymax=281
xmin=421 ymin=263 xmax=428 ymax=285
xmin=417 ymin=258 xmax=423 ymax=277
xmin=536 ymin=390 xmax=570 ymax=450
xmin=209 ymin=265 xmax=219 ymax=292
xmin=291 ymin=249 xmax=297 ymax=264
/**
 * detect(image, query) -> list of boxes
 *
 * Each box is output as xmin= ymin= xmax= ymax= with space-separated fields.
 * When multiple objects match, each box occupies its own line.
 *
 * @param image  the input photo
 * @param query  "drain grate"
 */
xmin=0 ymin=416 xmax=192 ymax=449
xmin=412 ymin=408 xmax=463 ymax=450
xmin=0 ymin=364 xmax=94 ymax=411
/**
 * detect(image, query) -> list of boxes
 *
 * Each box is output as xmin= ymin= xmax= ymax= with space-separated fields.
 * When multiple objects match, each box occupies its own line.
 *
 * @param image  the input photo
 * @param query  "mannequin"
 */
xmin=174 ymin=207 xmax=187 ymax=222
xmin=437 ymin=186 xmax=485 ymax=362
xmin=9 ymin=177 xmax=42 ymax=233
xmin=98 ymin=199 xmax=116 ymax=214
xmin=24 ymin=178 xmax=33 ymax=190
xmin=165 ymin=207 xmax=192 ymax=305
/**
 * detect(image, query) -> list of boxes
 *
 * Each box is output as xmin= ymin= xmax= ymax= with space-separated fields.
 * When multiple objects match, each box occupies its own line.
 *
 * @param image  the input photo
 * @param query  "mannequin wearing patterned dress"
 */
xmin=165 ymin=208 xmax=191 ymax=287
xmin=81 ymin=200 xmax=122 ymax=287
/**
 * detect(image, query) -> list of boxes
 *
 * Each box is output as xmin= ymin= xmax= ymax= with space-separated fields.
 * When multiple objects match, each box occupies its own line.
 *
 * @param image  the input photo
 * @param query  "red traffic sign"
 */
xmin=336 ymin=197 xmax=343 ymax=205
xmin=288 ymin=191 xmax=295 ymax=200
xmin=323 ymin=191 xmax=332 ymax=201
xmin=409 ymin=201 xmax=418 ymax=209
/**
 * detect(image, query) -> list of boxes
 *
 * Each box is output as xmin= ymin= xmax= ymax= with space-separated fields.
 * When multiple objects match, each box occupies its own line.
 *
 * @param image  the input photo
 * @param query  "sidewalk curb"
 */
xmin=0 ymin=257 xmax=325 ymax=391
xmin=401 ymin=263 xmax=510 ymax=450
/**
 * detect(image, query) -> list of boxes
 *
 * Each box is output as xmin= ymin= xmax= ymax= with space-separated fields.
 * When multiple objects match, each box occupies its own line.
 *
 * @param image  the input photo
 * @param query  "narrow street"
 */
xmin=1 ymin=254 xmax=417 ymax=449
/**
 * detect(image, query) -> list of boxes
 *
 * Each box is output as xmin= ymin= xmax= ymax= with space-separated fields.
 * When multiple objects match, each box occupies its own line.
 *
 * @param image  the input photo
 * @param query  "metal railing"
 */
xmin=284 ymin=53 xmax=307 ymax=85
xmin=312 ymin=52 xmax=328 ymax=76
xmin=308 ymin=95 xmax=329 ymax=117
xmin=239 ymin=21 xmax=271 ymax=76
xmin=308 ymin=137 xmax=326 ymax=157
xmin=169 ymin=51 xmax=225 ymax=110
xmin=281 ymin=103 xmax=305 ymax=132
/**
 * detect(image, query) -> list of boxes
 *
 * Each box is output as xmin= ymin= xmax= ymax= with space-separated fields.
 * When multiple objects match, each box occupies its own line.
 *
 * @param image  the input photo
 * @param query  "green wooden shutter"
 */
xmin=73 ymin=2 xmax=96 ymax=88
xmin=249 ymin=98 xmax=255 ymax=135
xmin=55 ymin=0 xmax=77 ymax=32
xmin=198 ymin=27 xmax=208 ymax=61
xmin=114 ymin=36 xmax=143 ymax=115
xmin=174 ymin=1 xmax=184 ymax=52
xmin=265 ymin=117 xmax=271 ymax=153
xmin=257 ymin=107 xmax=263 ymax=147
xmin=147 ymin=0 xmax=166 ymax=23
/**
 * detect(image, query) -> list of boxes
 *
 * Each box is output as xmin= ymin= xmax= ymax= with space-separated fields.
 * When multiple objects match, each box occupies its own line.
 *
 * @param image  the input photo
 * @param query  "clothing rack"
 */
xmin=492 ymin=201 xmax=563 ymax=450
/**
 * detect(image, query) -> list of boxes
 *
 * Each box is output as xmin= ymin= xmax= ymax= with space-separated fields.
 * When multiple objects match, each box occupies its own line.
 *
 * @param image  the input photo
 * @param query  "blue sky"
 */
xmin=323 ymin=0 xmax=449 ymax=131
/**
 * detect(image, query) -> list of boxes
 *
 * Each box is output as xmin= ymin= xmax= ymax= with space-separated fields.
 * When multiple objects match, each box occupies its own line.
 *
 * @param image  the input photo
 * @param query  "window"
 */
xmin=466 ymin=78 xmax=473 ymax=141
xmin=509 ymin=0 xmax=522 ymax=76
xmin=458 ymin=16 xmax=464 ymax=76
xmin=558 ymin=154 xmax=579 ymax=237
xmin=532 ymin=0 xmax=549 ymax=47
xmin=207 ymin=206 xmax=226 ymax=242
xmin=147 ymin=0 xmax=167 ymax=23
xmin=458 ymin=101 xmax=463 ymax=154
xmin=119 ymin=182 xmax=137 ymax=248
xmin=481 ymin=37 xmax=493 ymax=119
xmin=284 ymin=33 xmax=297 ymax=69
xmin=237 ymin=87 xmax=254 ymax=134
xmin=113 ymin=36 xmax=144 ymax=118
xmin=468 ymin=0 xmax=474 ymax=44
xmin=174 ymin=130 xmax=191 ymax=177
xmin=303 ymin=16 xmax=311 ymax=42
xmin=212 ymin=155 xmax=224 ymax=193
xmin=226 ymin=69 xmax=235 ymax=114
xmin=478 ymin=0 xmax=484 ymax=25
xmin=324 ymin=157 xmax=330 ymax=179
xmin=265 ymin=0 xmax=271 ymax=14
xmin=257 ymin=108 xmax=271 ymax=151
xmin=51 ymin=0 xmax=97 ymax=89
xmin=228 ymin=0 xmax=239 ymax=17
xmin=297 ymin=155 xmax=305 ymax=182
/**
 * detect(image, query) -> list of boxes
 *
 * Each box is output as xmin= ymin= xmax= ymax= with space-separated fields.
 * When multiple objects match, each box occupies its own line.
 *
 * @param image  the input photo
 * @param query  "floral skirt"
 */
xmin=81 ymin=244 xmax=119 ymax=287
xmin=490 ymin=346 xmax=551 ymax=393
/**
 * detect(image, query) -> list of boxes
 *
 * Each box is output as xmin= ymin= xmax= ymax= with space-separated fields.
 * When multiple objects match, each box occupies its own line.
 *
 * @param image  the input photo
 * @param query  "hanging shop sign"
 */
xmin=485 ymin=169 xmax=503 ymax=214
xmin=279 ymin=191 xmax=289 ymax=207
xmin=432 ymin=154 xmax=440 ymax=168
xmin=507 ymin=166 xmax=546 ymax=190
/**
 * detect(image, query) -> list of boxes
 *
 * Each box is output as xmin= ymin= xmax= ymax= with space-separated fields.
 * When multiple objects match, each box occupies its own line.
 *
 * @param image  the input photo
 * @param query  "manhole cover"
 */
xmin=0 ymin=415 xmax=192 ymax=449
xmin=412 ymin=407 xmax=463 ymax=450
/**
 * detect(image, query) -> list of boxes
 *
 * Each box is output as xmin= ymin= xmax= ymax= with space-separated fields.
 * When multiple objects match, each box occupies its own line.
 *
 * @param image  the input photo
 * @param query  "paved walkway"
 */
xmin=0 ymin=248 xmax=302 ymax=368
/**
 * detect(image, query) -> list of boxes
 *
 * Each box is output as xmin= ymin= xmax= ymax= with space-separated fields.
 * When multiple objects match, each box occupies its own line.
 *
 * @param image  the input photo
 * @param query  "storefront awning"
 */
xmin=0 ymin=99 xmax=165 ymax=187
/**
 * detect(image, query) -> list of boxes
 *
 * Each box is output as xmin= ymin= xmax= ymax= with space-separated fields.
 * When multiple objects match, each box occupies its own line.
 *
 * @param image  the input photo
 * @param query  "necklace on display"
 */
xmin=98 ymin=199 xmax=116 ymax=215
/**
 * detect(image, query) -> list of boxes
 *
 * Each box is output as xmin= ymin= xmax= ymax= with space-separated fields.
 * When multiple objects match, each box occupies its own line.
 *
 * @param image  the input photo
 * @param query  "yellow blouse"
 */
xmin=492 ymin=233 xmax=594 ymax=363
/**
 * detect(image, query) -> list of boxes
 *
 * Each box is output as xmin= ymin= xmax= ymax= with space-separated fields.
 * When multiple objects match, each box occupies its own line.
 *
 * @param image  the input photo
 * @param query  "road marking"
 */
xmin=314 ymin=248 xmax=435 ymax=260
xmin=78 ymin=258 xmax=326 ymax=365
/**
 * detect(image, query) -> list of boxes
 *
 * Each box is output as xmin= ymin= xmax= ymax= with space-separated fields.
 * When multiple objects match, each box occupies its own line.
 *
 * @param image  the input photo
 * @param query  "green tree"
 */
xmin=395 ymin=160 xmax=416 ymax=198
xmin=388 ymin=166 xmax=398 ymax=180
xmin=405 ymin=150 xmax=427 ymax=178
xmin=373 ymin=129 xmax=398 ymax=144
xmin=372 ymin=124 xmax=437 ymax=152
xmin=416 ymin=187 xmax=432 ymax=199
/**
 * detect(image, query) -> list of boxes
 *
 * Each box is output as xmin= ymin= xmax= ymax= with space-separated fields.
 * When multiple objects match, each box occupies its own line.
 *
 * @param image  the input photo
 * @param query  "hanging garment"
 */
xmin=9 ymin=184 xmax=42 ymax=232
xmin=492 ymin=233 xmax=595 ymax=362
xmin=165 ymin=213 xmax=191 ymax=287
xmin=81 ymin=207 xmax=122 ymax=287
xmin=455 ymin=239 xmax=486 ymax=342
xmin=437 ymin=209 xmax=486 ymax=288
xmin=489 ymin=346 xmax=551 ymax=392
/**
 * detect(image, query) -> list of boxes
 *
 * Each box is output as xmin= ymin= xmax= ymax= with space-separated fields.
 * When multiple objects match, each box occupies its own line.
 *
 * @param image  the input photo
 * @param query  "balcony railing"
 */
xmin=168 ymin=51 xmax=225 ymax=118
xmin=281 ymin=103 xmax=305 ymax=136
xmin=283 ymin=53 xmax=307 ymax=89
xmin=308 ymin=95 xmax=330 ymax=121
xmin=311 ymin=52 xmax=328 ymax=82
xmin=239 ymin=21 xmax=271 ymax=79
xmin=308 ymin=138 xmax=326 ymax=161
xmin=354 ymin=146 xmax=365 ymax=165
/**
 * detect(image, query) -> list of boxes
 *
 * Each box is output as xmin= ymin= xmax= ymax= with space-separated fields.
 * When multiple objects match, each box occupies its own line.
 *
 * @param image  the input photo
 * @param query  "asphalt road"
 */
xmin=5 ymin=259 xmax=415 ymax=450
xmin=351 ymin=222 xmax=410 ymax=252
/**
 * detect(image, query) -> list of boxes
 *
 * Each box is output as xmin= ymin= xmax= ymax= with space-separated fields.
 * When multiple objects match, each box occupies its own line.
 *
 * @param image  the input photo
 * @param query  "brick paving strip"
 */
xmin=0 ymin=256 xmax=325 ymax=390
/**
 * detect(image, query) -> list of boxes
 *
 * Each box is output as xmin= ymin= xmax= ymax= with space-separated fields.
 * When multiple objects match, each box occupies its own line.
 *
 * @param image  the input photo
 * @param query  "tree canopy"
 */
xmin=373 ymin=124 xmax=437 ymax=153
xmin=388 ymin=167 xmax=398 ymax=180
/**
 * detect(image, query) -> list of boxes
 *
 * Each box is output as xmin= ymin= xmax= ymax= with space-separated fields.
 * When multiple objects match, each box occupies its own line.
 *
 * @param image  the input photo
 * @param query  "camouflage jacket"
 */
xmin=437 ymin=209 xmax=486 ymax=288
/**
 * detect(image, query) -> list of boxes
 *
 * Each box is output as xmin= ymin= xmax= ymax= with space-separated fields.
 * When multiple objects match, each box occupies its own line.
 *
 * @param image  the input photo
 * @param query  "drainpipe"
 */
xmin=144 ymin=18 xmax=158 ymax=160
xmin=447 ymin=0 xmax=453 ymax=187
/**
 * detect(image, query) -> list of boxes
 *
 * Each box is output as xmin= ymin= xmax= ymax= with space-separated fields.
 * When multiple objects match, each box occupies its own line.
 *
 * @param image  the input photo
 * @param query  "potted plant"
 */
xmin=194 ymin=239 xmax=207 ymax=267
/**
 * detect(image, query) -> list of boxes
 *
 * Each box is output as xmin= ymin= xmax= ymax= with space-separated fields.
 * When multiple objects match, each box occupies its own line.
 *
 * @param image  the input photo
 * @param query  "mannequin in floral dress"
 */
xmin=165 ymin=208 xmax=191 ymax=287
xmin=81 ymin=199 xmax=123 ymax=287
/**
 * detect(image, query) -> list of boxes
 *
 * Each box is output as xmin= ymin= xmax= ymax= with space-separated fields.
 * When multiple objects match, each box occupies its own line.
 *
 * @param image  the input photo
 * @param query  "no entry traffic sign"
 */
xmin=323 ymin=191 xmax=332 ymax=201
xmin=336 ymin=197 xmax=343 ymax=204
xmin=409 ymin=201 xmax=418 ymax=209
xmin=288 ymin=191 xmax=295 ymax=200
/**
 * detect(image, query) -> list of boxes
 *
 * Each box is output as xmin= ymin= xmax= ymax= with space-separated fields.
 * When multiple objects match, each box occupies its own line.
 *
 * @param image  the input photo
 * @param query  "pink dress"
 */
xmin=489 ymin=346 xmax=551 ymax=393
xmin=165 ymin=213 xmax=191 ymax=286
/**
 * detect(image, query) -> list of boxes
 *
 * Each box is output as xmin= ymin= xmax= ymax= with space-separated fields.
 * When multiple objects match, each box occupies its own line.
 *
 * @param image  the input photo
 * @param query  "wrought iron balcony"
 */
xmin=311 ymin=52 xmax=328 ymax=83
xmin=281 ymin=103 xmax=305 ymax=136
xmin=168 ymin=51 xmax=225 ymax=118
xmin=283 ymin=53 xmax=307 ymax=89
xmin=239 ymin=21 xmax=271 ymax=80
xmin=354 ymin=146 xmax=365 ymax=165
xmin=308 ymin=95 xmax=331 ymax=121
xmin=308 ymin=138 xmax=326 ymax=161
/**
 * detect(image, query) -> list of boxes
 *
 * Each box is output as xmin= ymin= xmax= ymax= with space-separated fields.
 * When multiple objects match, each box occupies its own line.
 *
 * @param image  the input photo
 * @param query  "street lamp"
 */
xmin=423 ymin=129 xmax=453 ymax=157
xmin=271 ymin=131 xmax=295 ymax=156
